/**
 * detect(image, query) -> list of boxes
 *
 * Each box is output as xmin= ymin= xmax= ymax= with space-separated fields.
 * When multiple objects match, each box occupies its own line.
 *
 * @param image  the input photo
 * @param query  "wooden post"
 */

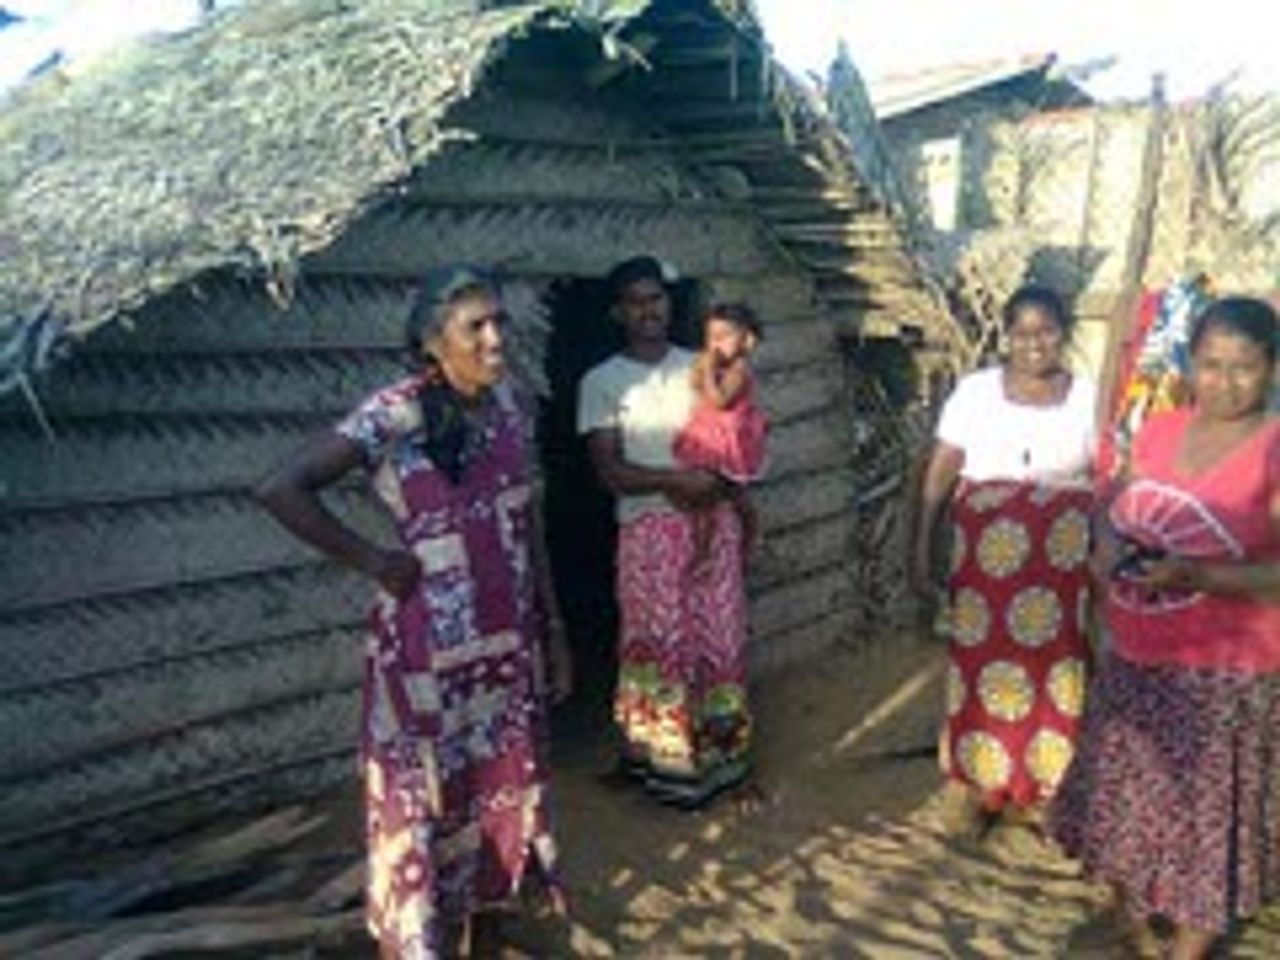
xmin=1075 ymin=108 xmax=1104 ymax=275
xmin=1095 ymin=74 xmax=1168 ymax=442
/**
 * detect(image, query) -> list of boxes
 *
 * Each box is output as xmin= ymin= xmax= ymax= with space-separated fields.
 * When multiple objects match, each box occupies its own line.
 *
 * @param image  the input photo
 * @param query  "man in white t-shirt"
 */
xmin=577 ymin=257 xmax=752 ymax=808
xmin=577 ymin=268 xmax=709 ymax=522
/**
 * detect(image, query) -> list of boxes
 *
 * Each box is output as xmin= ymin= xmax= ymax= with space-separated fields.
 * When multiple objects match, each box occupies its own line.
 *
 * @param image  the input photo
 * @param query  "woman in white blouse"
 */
xmin=912 ymin=285 xmax=1098 ymax=837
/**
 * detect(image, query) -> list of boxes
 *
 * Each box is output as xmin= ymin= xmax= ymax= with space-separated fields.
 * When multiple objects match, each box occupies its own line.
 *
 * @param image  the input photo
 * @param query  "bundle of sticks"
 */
xmin=0 ymin=805 xmax=366 ymax=959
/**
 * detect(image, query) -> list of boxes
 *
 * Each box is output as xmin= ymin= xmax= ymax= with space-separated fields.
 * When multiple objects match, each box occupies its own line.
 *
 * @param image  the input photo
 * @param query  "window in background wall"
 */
xmin=919 ymin=136 xmax=963 ymax=231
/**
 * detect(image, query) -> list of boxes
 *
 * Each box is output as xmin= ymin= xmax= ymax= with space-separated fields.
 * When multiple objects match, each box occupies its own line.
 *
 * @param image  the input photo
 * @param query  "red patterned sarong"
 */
xmin=942 ymin=480 xmax=1093 ymax=810
xmin=615 ymin=505 xmax=750 ymax=803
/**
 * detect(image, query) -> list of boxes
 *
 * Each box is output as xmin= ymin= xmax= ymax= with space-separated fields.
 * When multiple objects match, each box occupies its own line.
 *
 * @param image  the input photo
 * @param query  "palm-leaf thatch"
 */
xmin=0 ymin=0 xmax=749 ymax=392
xmin=0 ymin=0 xmax=934 ymax=396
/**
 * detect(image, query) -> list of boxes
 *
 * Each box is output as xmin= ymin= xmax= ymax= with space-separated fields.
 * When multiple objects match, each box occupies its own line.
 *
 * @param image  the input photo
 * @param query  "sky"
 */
xmin=756 ymin=0 xmax=1280 ymax=102
xmin=0 ymin=0 xmax=204 ymax=90
xmin=2 ymin=1 xmax=1277 ymax=103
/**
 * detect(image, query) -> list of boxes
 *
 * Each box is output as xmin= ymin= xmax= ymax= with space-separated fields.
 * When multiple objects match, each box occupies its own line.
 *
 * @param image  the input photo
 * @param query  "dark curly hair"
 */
xmin=1001 ymin=284 xmax=1074 ymax=338
xmin=1189 ymin=296 xmax=1278 ymax=365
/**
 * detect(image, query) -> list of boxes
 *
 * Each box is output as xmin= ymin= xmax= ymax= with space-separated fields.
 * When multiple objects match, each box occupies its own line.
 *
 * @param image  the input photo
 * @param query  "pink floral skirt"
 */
xmin=614 ymin=506 xmax=751 ymax=804
xmin=1050 ymin=654 xmax=1280 ymax=932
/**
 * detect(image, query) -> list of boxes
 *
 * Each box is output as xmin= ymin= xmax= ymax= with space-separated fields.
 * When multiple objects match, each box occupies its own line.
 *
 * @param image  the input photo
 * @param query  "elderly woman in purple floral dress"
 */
xmin=258 ymin=265 xmax=571 ymax=959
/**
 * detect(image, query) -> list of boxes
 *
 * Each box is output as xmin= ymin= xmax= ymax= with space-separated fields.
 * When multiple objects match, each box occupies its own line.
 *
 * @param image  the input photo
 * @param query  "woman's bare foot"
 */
xmin=728 ymin=778 xmax=769 ymax=815
xmin=477 ymin=902 xmax=574 ymax=959
xmin=437 ymin=918 xmax=469 ymax=959
xmin=1105 ymin=886 xmax=1164 ymax=959
xmin=932 ymin=781 xmax=991 ymax=841
xmin=1168 ymin=924 xmax=1217 ymax=960
xmin=1000 ymin=802 xmax=1046 ymax=835
xmin=1122 ymin=915 xmax=1164 ymax=959
xmin=1065 ymin=906 xmax=1162 ymax=959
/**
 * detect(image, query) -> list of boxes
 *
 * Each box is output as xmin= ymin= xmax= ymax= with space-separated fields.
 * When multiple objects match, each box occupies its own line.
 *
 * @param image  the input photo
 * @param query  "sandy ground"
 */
xmin=318 ymin=635 xmax=1280 ymax=958
xmin=10 ymin=635 xmax=1280 ymax=957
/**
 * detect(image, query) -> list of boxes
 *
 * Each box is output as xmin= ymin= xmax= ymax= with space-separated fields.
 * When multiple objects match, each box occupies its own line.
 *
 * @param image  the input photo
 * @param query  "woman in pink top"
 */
xmin=1051 ymin=297 xmax=1280 ymax=959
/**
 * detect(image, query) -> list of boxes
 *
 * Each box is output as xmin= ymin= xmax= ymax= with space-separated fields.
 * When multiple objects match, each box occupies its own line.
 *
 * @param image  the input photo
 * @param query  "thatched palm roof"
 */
xmin=0 ymin=0 xmax=911 ymax=393
xmin=0 ymin=1 xmax=540 ymax=390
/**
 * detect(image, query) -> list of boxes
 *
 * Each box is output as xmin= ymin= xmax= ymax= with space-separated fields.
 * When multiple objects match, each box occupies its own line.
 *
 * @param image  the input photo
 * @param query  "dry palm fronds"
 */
xmin=1184 ymin=91 xmax=1280 ymax=282
xmin=0 ymin=1 xmax=554 ymax=390
xmin=0 ymin=0 xmax=777 ymax=394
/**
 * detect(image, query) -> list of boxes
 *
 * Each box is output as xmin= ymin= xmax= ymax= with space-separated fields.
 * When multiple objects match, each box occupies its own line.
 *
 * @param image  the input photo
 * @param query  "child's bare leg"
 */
xmin=689 ymin=509 xmax=713 ymax=575
xmin=730 ymin=487 xmax=760 ymax=558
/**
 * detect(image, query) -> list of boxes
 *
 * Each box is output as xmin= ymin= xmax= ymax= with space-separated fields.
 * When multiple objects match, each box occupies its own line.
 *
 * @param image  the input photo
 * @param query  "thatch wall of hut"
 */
xmin=0 ymin=1 xmax=936 ymax=854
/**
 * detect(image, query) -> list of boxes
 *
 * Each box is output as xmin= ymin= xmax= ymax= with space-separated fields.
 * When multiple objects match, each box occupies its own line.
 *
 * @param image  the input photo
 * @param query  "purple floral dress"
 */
xmin=337 ymin=376 xmax=558 ymax=959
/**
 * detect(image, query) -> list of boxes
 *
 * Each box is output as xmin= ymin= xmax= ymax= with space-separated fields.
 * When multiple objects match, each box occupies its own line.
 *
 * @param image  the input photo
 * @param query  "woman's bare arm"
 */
xmin=910 ymin=441 xmax=964 ymax=594
xmin=255 ymin=433 xmax=419 ymax=598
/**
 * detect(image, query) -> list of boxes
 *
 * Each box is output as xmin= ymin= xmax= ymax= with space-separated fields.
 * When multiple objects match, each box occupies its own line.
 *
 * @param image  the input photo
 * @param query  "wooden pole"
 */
xmin=1075 ymin=108 xmax=1104 ymax=274
xmin=1095 ymin=74 xmax=1168 ymax=447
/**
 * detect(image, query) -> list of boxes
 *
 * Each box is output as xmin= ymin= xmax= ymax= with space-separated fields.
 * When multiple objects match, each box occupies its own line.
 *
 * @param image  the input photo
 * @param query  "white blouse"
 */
xmin=936 ymin=367 xmax=1097 ymax=487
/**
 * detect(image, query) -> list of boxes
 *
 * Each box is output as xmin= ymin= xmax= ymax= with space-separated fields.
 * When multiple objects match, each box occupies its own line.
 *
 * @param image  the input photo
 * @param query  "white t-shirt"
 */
xmin=936 ymin=366 xmax=1098 ymax=487
xmin=577 ymin=347 xmax=696 ymax=522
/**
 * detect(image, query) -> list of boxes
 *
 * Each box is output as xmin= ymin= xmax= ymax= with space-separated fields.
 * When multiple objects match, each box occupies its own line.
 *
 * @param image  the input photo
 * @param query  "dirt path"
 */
xmin=498 ymin=636 xmax=1280 ymax=958
xmin=14 ymin=636 xmax=1279 ymax=957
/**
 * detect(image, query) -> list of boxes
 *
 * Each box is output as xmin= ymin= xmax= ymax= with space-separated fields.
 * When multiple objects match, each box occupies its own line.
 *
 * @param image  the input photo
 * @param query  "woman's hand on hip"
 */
xmin=370 ymin=548 xmax=422 ymax=600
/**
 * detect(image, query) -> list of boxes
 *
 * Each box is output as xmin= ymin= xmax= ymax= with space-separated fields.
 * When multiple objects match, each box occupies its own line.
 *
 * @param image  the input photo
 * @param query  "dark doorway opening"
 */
xmin=539 ymin=277 xmax=701 ymax=725
xmin=846 ymin=336 xmax=921 ymax=410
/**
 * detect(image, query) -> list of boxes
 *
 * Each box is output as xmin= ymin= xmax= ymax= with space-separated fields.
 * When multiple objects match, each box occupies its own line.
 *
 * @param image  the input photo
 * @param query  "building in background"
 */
xmin=868 ymin=54 xmax=1091 ymax=231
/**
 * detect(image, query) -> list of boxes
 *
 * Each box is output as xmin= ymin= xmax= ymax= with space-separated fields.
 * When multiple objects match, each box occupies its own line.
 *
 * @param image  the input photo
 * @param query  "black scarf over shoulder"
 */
xmin=414 ymin=363 xmax=489 ymax=485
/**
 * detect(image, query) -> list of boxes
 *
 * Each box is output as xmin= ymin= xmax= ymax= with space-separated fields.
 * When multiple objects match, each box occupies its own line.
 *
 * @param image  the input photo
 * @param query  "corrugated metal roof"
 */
xmin=869 ymin=52 xmax=1056 ymax=120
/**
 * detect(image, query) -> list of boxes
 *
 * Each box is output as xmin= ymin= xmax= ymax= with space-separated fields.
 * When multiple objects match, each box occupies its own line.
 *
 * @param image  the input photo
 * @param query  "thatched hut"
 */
xmin=0 ymin=0 xmax=942 ymax=854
